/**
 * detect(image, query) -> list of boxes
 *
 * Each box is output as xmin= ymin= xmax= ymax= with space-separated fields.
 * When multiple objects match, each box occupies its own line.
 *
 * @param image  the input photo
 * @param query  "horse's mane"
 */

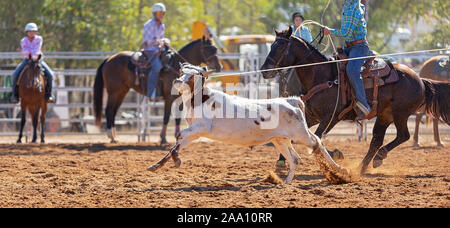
xmin=178 ymin=38 xmax=212 ymax=53
xmin=290 ymin=35 xmax=329 ymax=61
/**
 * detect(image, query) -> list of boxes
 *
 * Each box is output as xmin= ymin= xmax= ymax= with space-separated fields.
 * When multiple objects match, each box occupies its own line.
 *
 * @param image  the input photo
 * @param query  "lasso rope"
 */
xmin=209 ymin=47 xmax=450 ymax=79
xmin=295 ymin=19 xmax=340 ymax=134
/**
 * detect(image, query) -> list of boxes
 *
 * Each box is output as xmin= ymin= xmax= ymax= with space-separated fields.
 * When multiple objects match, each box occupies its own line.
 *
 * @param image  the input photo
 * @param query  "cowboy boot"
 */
xmin=10 ymin=85 xmax=19 ymax=104
xmin=45 ymin=77 xmax=55 ymax=103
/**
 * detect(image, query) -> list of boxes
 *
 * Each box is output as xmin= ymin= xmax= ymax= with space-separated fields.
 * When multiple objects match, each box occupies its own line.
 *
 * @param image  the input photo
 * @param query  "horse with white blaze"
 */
xmin=147 ymin=63 xmax=352 ymax=184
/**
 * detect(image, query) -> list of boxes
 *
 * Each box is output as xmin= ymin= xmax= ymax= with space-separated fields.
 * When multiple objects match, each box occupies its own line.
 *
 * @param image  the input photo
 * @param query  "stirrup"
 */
xmin=10 ymin=96 xmax=19 ymax=104
xmin=46 ymin=95 xmax=55 ymax=103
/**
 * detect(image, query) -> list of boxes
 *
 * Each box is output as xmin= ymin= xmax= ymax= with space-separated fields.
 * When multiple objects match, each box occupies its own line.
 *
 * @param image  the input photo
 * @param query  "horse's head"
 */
xmin=199 ymin=36 xmax=222 ymax=72
xmin=260 ymin=27 xmax=294 ymax=79
xmin=24 ymin=54 xmax=43 ymax=85
xmin=173 ymin=63 xmax=214 ymax=96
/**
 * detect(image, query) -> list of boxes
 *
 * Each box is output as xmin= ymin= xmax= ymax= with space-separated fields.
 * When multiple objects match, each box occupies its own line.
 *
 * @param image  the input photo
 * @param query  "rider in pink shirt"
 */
xmin=11 ymin=23 xmax=55 ymax=103
xmin=20 ymin=35 xmax=43 ymax=58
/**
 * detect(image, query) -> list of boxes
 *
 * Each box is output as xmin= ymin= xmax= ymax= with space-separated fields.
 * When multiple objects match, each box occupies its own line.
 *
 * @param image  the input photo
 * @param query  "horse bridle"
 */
xmin=200 ymin=43 xmax=217 ymax=64
xmin=267 ymin=36 xmax=318 ymax=97
xmin=266 ymin=37 xmax=291 ymax=71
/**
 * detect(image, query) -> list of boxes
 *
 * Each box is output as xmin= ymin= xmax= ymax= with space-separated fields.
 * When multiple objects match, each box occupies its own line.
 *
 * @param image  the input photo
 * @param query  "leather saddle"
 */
xmin=128 ymin=48 xmax=175 ymax=96
xmin=335 ymin=48 xmax=400 ymax=120
xmin=129 ymin=48 xmax=176 ymax=79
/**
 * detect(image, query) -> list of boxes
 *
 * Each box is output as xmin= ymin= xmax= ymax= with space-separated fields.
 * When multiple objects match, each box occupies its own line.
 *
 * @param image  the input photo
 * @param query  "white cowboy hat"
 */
xmin=25 ymin=23 xmax=38 ymax=32
xmin=152 ymin=3 xmax=166 ymax=13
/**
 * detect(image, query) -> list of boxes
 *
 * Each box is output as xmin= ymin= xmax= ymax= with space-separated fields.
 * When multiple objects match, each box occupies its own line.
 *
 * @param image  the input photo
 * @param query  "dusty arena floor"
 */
xmin=0 ymin=135 xmax=448 ymax=208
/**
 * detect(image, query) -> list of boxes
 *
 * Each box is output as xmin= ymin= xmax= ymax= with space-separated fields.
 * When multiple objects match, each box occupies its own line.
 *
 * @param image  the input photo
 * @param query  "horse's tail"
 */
xmin=94 ymin=59 xmax=107 ymax=127
xmin=422 ymin=79 xmax=450 ymax=125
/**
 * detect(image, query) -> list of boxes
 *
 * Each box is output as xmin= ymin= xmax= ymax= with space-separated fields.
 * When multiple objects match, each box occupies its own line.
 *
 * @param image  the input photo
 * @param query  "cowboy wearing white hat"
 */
xmin=10 ymin=23 xmax=55 ymax=103
xmin=142 ymin=3 xmax=171 ymax=100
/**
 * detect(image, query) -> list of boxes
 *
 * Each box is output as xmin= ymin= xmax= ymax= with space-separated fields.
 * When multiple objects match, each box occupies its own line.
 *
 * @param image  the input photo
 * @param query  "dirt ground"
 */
xmin=0 ymin=135 xmax=448 ymax=208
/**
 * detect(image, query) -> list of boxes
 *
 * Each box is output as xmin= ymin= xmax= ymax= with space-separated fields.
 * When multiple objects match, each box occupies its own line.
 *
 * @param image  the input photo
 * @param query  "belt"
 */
xmin=345 ymin=39 xmax=367 ymax=47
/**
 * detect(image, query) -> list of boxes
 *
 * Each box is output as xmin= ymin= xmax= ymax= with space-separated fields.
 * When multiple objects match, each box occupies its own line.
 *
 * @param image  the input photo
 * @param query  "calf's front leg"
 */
xmin=147 ymin=123 xmax=207 ymax=172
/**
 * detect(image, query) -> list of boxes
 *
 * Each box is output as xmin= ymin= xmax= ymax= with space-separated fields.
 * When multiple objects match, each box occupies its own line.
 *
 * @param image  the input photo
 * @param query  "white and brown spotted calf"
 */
xmin=147 ymin=64 xmax=350 ymax=184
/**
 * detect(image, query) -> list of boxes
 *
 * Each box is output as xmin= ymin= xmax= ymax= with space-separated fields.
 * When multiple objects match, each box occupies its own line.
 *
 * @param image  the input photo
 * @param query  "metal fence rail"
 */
xmin=1 ymin=52 xmax=449 ymax=143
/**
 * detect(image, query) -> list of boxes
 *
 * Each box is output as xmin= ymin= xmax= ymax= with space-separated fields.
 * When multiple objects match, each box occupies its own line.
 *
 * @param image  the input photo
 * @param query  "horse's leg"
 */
xmin=105 ymin=91 xmax=127 ymax=143
xmin=175 ymin=103 xmax=184 ymax=137
xmin=30 ymin=108 xmax=39 ymax=143
xmin=17 ymin=105 xmax=27 ymax=144
xmin=40 ymin=103 xmax=47 ymax=143
xmin=359 ymin=116 xmax=392 ymax=174
xmin=433 ymin=118 xmax=444 ymax=147
xmin=372 ymin=112 xmax=411 ymax=169
xmin=413 ymin=113 xmax=423 ymax=147
xmin=160 ymin=98 xmax=173 ymax=145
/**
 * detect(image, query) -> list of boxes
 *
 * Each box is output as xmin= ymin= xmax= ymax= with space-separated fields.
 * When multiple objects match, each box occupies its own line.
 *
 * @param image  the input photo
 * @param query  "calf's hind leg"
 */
xmin=273 ymin=138 xmax=301 ymax=184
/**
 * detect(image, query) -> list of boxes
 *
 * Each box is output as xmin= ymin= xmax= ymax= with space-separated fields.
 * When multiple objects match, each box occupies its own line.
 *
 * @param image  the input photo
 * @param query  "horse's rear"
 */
xmin=93 ymin=51 xmax=136 ymax=143
xmin=360 ymin=61 xmax=450 ymax=172
xmin=413 ymin=56 xmax=449 ymax=147
xmin=17 ymin=56 xmax=48 ymax=143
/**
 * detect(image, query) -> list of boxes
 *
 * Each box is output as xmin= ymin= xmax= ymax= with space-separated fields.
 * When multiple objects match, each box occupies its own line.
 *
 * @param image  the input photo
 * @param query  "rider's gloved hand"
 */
xmin=161 ymin=38 xmax=171 ymax=46
xmin=322 ymin=26 xmax=331 ymax=36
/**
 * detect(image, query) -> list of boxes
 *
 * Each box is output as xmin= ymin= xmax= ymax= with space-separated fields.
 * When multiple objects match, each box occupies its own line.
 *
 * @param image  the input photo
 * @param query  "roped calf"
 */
xmin=147 ymin=63 xmax=351 ymax=184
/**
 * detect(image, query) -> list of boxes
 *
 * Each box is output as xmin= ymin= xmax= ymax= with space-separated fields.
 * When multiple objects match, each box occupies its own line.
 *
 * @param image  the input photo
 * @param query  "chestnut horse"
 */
xmin=261 ymin=28 xmax=450 ymax=174
xmin=17 ymin=55 xmax=48 ymax=143
xmin=413 ymin=55 xmax=449 ymax=147
xmin=93 ymin=37 xmax=221 ymax=143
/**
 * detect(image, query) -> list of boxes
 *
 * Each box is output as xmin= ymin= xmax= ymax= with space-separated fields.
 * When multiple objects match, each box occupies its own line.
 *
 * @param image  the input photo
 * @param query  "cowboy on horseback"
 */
xmin=323 ymin=0 xmax=371 ymax=120
xmin=10 ymin=23 xmax=55 ymax=104
xmin=142 ymin=3 xmax=170 ymax=101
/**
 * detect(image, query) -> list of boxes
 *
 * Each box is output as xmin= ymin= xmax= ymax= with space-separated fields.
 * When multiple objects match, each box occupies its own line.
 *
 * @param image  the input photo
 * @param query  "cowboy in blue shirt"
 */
xmin=323 ymin=0 xmax=371 ymax=120
xmin=291 ymin=13 xmax=312 ymax=43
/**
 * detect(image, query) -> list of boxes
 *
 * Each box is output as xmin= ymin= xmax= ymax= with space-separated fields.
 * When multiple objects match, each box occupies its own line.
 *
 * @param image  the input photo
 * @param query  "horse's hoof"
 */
xmin=110 ymin=140 xmax=118 ymax=144
xmin=41 ymin=140 xmax=45 ymax=144
xmin=413 ymin=142 xmax=421 ymax=148
xmin=329 ymin=149 xmax=344 ymax=160
xmin=174 ymin=159 xmax=182 ymax=168
xmin=437 ymin=143 xmax=444 ymax=148
xmin=147 ymin=164 xmax=160 ymax=172
xmin=372 ymin=158 xmax=383 ymax=169
xmin=358 ymin=163 xmax=369 ymax=175
xmin=17 ymin=140 xmax=22 ymax=144
xmin=160 ymin=138 xmax=169 ymax=146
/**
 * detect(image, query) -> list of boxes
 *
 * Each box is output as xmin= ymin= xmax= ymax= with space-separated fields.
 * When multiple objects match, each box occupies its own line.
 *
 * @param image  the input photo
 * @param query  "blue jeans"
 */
xmin=343 ymin=42 xmax=371 ymax=110
xmin=11 ymin=59 xmax=54 ymax=96
xmin=147 ymin=53 xmax=163 ymax=97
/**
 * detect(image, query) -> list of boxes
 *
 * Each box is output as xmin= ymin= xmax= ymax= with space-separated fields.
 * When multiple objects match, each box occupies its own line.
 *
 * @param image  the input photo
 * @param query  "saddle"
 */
xmin=432 ymin=56 xmax=449 ymax=77
xmin=335 ymin=48 xmax=400 ymax=120
xmin=129 ymin=47 xmax=176 ymax=96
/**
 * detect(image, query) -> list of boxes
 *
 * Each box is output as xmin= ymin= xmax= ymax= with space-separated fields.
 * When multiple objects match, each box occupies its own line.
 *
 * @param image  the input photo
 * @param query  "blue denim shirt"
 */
xmin=292 ymin=25 xmax=313 ymax=43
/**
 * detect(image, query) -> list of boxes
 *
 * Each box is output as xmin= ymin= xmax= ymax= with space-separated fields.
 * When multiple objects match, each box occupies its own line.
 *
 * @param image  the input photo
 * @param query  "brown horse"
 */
xmin=261 ymin=28 xmax=450 ymax=174
xmin=413 ymin=55 xmax=449 ymax=147
xmin=93 ymin=37 xmax=221 ymax=143
xmin=17 ymin=55 xmax=48 ymax=143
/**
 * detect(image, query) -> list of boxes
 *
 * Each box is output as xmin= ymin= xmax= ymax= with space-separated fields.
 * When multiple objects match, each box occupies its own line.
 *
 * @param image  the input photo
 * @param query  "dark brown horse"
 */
xmin=413 ymin=55 xmax=449 ymax=147
xmin=261 ymin=28 xmax=450 ymax=174
xmin=94 ymin=37 xmax=221 ymax=143
xmin=17 ymin=55 xmax=48 ymax=143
